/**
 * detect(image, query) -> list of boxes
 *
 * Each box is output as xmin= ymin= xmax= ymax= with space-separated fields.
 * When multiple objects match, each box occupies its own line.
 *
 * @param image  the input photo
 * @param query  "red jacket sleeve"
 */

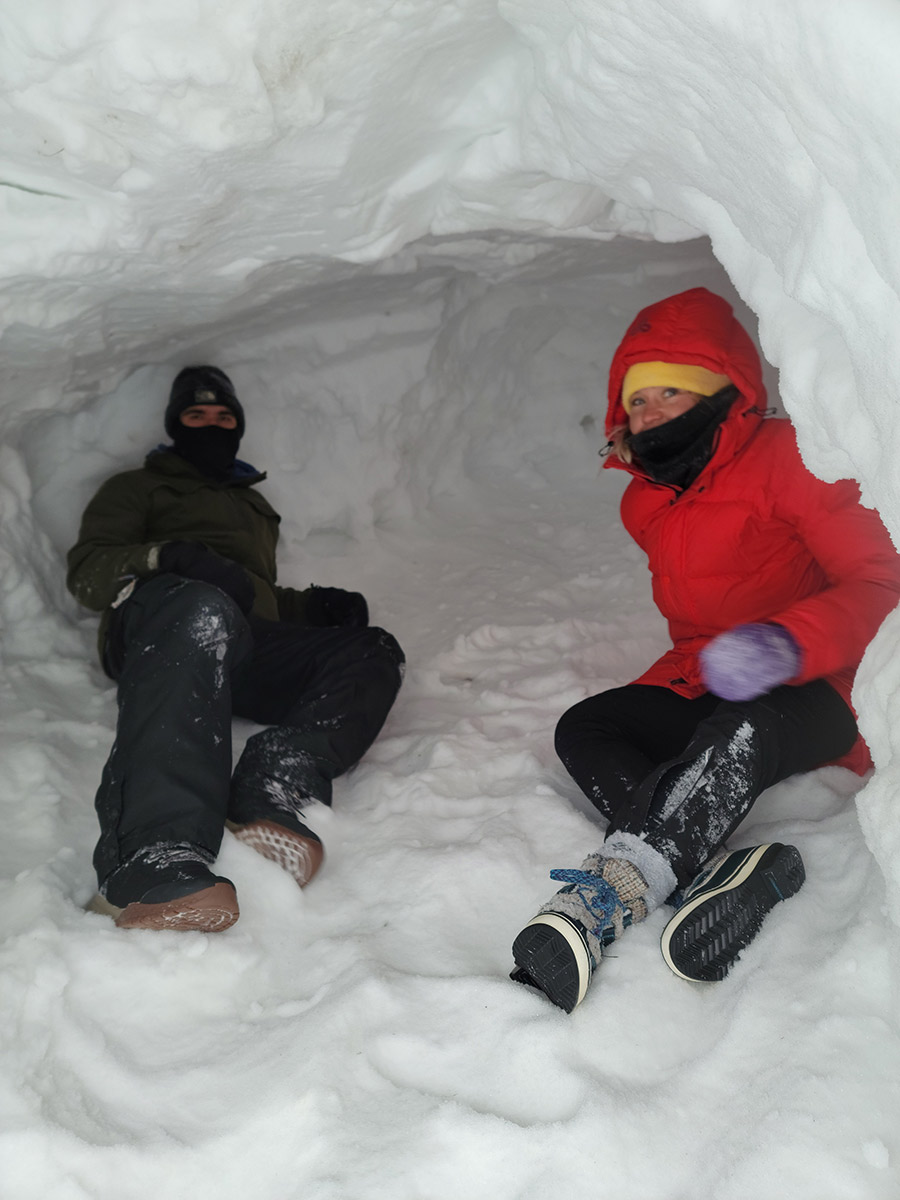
xmin=767 ymin=434 xmax=900 ymax=684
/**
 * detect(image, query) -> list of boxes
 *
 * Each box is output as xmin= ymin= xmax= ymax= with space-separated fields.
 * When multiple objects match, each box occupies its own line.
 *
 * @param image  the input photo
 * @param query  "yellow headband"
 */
xmin=622 ymin=362 xmax=731 ymax=412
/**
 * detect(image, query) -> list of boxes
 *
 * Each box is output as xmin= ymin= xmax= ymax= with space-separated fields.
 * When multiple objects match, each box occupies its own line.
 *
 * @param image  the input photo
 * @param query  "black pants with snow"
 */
xmin=554 ymin=681 xmax=858 ymax=886
xmin=92 ymin=574 xmax=405 ymax=886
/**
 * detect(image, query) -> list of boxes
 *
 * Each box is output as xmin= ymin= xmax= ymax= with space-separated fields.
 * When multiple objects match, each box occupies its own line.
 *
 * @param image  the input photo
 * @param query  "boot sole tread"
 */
xmin=89 ymin=880 xmax=240 ymax=932
xmin=661 ymin=843 xmax=804 ymax=982
xmin=229 ymin=819 xmax=324 ymax=888
xmin=511 ymin=912 xmax=593 ymax=1012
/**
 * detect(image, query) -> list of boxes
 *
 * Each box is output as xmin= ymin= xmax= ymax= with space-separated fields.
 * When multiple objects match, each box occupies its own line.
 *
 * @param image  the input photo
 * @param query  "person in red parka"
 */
xmin=510 ymin=287 xmax=900 ymax=1012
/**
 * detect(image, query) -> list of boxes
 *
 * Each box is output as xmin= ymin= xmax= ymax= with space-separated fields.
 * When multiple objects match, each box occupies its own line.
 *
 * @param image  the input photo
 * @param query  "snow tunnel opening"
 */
xmin=19 ymin=229 xmax=777 ymax=578
xmin=5 ymin=223 xmax=801 ymax=702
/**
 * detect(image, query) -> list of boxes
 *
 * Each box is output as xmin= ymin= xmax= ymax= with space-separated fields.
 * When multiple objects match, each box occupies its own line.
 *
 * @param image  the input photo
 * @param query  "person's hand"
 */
xmin=303 ymin=585 xmax=369 ymax=628
xmin=158 ymin=541 xmax=255 ymax=614
xmin=699 ymin=623 xmax=801 ymax=701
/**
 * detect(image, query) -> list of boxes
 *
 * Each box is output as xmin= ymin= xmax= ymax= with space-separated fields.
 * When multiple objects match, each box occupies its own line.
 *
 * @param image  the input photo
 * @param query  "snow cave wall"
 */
xmin=3 ymin=0 xmax=900 ymax=915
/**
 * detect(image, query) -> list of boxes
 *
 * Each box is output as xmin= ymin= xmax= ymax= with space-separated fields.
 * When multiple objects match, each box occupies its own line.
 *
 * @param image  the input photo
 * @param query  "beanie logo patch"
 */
xmin=195 ymin=389 xmax=218 ymax=403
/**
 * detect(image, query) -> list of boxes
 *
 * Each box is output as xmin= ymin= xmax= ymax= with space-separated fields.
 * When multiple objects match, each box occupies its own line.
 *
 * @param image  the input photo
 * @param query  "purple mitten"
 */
xmin=699 ymin=623 xmax=801 ymax=701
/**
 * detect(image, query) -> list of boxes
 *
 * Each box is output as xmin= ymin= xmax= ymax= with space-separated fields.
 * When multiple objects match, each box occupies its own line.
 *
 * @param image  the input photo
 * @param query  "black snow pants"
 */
xmin=554 ymin=681 xmax=858 ymax=886
xmin=92 ymin=574 xmax=405 ymax=886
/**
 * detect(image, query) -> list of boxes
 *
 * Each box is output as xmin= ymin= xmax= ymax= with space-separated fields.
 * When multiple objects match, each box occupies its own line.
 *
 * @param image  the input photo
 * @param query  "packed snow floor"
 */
xmin=3 ymin=471 xmax=900 ymax=1200
xmin=3 ymin=247 xmax=900 ymax=1200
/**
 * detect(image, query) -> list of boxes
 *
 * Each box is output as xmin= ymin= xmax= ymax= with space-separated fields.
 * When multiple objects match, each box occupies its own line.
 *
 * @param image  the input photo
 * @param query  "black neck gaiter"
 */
xmin=627 ymin=388 xmax=738 ymax=490
xmin=171 ymin=425 xmax=242 ymax=481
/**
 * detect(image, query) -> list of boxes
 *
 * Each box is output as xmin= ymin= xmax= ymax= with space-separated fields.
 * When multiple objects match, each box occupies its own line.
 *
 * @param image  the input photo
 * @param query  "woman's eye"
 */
xmin=631 ymin=396 xmax=644 ymax=407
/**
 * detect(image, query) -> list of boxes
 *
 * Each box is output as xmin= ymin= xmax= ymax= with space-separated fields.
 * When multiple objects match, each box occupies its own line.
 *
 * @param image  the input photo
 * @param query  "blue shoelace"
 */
xmin=549 ymin=868 xmax=630 ymax=945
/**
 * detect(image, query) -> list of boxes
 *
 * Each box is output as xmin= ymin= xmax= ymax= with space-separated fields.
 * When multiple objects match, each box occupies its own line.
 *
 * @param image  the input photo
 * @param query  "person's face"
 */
xmin=627 ymin=386 xmax=702 ymax=435
xmin=179 ymin=404 xmax=238 ymax=429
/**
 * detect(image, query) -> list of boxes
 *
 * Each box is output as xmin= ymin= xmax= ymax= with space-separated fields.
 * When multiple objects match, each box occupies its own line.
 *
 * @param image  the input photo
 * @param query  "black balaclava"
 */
xmin=627 ymin=386 xmax=739 ymax=490
xmin=165 ymin=366 xmax=245 ymax=480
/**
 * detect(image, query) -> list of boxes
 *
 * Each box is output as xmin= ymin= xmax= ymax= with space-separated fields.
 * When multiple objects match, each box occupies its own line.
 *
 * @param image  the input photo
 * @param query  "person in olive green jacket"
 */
xmin=68 ymin=365 xmax=404 ymax=932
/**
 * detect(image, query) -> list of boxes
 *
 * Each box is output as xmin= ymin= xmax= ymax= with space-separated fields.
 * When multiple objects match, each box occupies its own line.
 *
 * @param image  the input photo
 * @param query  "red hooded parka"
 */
xmin=604 ymin=288 xmax=900 ymax=774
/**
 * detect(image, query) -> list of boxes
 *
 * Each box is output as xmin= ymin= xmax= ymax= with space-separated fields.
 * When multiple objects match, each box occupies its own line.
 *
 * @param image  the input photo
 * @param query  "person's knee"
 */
xmin=554 ymin=697 xmax=596 ymax=759
xmin=359 ymin=626 xmax=405 ymax=670
xmin=556 ymin=685 xmax=659 ymax=756
xmin=135 ymin=577 xmax=248 ymax=651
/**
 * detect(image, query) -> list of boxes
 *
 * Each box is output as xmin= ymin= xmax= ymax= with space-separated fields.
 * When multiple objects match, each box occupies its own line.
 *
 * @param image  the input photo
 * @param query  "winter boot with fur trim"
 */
xmin=510 ymin=853 xmax=650 ymax=1012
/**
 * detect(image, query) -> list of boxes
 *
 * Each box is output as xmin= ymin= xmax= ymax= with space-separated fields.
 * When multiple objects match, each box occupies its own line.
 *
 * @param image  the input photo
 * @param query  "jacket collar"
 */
xmin=145 ymin=445 xmax=267 ymax=486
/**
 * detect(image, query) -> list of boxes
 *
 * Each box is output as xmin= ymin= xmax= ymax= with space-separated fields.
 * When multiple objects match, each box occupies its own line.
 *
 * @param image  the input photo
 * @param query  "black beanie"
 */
xmin=165 ymin=366 xmax=245 ymax=438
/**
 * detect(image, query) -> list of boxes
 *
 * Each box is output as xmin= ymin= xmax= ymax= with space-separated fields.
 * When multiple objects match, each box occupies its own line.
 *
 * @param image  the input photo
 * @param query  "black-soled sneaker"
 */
xmin=88 ymin=844 xmax=239 ymax=932
xmin=660 ymin=843 xmax=805 ymax=982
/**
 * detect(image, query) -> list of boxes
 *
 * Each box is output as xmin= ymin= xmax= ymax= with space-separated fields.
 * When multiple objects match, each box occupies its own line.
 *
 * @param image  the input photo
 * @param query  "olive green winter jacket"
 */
xmin=67 ymin=449 xmax=312 ymax=655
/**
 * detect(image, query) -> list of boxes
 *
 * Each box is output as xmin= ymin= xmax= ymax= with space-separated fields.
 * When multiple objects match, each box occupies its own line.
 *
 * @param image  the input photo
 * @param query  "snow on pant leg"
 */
xmin=229 ymin=622 xmax=405 ymax=829
xmin=92 ymin=575 xmax=253 ymax=886
xmin=554 ymin=685 xmax=720 ymax=821
xmin=610 ymin=679 xmax=859 ymax=886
